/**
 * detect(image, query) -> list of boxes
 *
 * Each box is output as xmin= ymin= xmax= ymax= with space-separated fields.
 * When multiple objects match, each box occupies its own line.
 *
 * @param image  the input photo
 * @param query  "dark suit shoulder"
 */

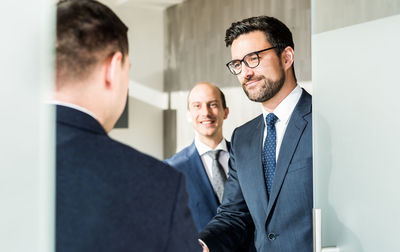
xmin=107 ymin=137 xmax=183 ymax=185
xmin=302 ymin=88 xmax=312 ymax=98
xmin=164 ymin=143 xmax=197 ymax=168
xmin=293 ymin=88 xmax=312 ymax=123
xmin=233 ymin=114 xmax=263 ymax=137
xmin=57 ymin=121 xmax=183 ymax=192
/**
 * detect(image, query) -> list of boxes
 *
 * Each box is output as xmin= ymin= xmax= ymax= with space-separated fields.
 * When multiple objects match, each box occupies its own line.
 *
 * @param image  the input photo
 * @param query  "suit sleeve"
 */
xmin=165 ymin=172 xmax=201 ymax=252
xmin=199 ymin=129 xmax=254 ymax=252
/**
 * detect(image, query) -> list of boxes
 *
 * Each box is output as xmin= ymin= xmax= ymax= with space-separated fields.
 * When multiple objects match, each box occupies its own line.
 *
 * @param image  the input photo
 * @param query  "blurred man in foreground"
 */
xmin=54 ymin=1 xmax=200 ymax=251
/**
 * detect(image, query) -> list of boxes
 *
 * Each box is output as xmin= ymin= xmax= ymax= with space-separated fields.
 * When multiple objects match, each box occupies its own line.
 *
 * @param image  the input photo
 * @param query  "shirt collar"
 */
xmin=262 ymin=85 xmax=302 ymax=126
xmin=48 ymin=100 xmax=98 ymax=121
xmin=194 ymin=136 xmax=228 ymax=156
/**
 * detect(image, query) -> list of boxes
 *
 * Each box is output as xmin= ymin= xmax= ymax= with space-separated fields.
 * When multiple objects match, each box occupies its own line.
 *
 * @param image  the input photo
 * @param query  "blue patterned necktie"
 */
xmin=262 ymin=113 xmax=278 ymax=197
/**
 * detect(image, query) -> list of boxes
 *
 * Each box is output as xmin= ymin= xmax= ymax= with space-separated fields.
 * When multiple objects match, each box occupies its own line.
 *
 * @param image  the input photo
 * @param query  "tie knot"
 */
xmin=266 ymin=113 xmax=278 ymax=127
xmin=206 ymin=149 xmax=221 ymax=160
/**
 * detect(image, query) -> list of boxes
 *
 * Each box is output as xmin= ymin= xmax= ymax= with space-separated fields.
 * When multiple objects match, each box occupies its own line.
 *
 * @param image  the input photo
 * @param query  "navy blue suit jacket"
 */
xmin=199 ymin=90 xmax=313 ymax=252
xmin=165 ymin=142 xmax=227 ymax=232
xmin=56 ymin=105 xmax=200 ymax=252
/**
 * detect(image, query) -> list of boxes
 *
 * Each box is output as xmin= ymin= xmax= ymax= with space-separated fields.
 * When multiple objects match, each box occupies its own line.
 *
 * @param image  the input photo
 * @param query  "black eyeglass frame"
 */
xmin=226 ymin=46 xmax=277 ymax=75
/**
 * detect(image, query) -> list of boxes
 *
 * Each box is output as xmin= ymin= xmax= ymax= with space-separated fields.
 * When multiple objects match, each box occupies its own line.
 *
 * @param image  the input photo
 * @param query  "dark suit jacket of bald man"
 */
xmin=165 ymin=141 xmax=229 ymax=232
xmin=55 ymin=105 xmax=200 ymax=252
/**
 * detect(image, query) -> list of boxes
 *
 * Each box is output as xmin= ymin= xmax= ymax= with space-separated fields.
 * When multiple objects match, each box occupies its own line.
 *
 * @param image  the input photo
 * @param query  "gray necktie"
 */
xmin=205 ymin=150 xmax=227 ymax=203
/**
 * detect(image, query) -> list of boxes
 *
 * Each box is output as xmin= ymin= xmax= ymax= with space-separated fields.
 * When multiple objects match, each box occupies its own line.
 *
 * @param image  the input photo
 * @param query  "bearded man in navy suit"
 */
xmin=165 ymin=82 xmax=230 ymax=232
xmin=199 ymin=16 xmax=313 ymax=252
xmin=54 ymin=1 xmax=200 ymax=251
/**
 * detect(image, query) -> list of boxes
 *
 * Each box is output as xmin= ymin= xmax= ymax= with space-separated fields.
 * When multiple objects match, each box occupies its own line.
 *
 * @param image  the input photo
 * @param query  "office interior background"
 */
xmin=1 ymin=0 xmax=399 ymax=251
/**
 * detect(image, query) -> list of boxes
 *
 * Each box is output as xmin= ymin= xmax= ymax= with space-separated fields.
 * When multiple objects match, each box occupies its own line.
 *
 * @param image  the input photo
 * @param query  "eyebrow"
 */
xmin=232 ymin=47 xmax=276 ymax=61
xmin=190 ymin=100 xmax=219 ymax=104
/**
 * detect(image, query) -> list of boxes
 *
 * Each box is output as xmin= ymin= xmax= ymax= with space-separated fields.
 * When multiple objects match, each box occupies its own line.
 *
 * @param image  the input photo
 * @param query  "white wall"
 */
xmin=111 ymin=95 xmax=165 ymax=159
xmin=107 ymin=3 xmax=166 ymax=159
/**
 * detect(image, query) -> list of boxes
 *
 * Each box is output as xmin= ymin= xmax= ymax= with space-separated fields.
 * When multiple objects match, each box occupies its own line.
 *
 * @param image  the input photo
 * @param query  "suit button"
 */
xmin=267 ymin=233 xmax=277 ymax=240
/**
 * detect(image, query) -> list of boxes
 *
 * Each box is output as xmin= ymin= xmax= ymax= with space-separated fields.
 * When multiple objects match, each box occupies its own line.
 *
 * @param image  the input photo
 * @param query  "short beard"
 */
xmin=242 ymin=68 xmax=285 ymax=103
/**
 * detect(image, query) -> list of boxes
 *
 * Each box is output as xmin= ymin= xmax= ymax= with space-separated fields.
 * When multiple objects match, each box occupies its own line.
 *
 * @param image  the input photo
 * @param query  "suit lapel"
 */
xmin=186 ymin=143 xmax=219 ymax=208
xmin=266 ymin=91 xmax=311 ymax=217
xmin=226 ymin=140 xmax=231 ymax=153
xmin=246 ymin=115 xmax=270 ymax=214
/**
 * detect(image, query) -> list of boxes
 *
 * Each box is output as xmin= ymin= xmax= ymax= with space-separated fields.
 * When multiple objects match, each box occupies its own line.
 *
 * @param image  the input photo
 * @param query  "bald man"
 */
xmin=165 ymin=82 xmax=230 ymax=232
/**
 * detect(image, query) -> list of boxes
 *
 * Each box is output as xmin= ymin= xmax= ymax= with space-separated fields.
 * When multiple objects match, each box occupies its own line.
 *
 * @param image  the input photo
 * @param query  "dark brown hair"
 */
xmin=225 ymin=16 xmax=296 ymax=80
xmin=56 ymin=0 xmax=128 ymax=82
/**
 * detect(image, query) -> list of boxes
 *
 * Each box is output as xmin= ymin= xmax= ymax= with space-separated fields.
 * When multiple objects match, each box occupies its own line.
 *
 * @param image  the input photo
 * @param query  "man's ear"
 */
xmin=105 ymin=51 xmax=123 ymax=88
xmin=281 ymin=46 xmax=294 ymax=71
xmin=223 ymin=107 xmax=229 ymax=120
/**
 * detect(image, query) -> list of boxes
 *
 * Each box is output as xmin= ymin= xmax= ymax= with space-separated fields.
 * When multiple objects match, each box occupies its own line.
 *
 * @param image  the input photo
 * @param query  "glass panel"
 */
xmin=0 ymin=1 xmax=55 ymax=252
xmin=313 ymin=14 xmax=400 ymax=252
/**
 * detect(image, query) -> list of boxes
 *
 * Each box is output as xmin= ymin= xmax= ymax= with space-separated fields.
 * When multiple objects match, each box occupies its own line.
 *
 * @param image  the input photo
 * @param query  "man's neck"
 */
xmin=54 ymin=90 xmax=107 ymax=131
xmin=198 ymin=135 xmax=223 ymax=150
xmin=262 ymin=80 xmax=297 ymax=112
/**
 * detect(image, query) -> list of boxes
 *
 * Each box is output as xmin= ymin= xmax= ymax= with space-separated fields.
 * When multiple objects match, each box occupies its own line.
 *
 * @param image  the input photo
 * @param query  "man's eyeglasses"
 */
xmin=226 ymin=47 xmax=276 ymax=75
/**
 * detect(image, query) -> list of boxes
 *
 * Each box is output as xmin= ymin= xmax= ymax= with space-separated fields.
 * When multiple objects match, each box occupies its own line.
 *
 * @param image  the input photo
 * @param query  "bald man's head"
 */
xmin=187 ymin=82 xmax=229 ymax=146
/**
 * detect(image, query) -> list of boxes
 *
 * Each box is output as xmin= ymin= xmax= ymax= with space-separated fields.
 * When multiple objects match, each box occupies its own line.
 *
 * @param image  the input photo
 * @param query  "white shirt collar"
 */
xmin=48 ymin=100 xmax=98 ymax=121
xmin=194 ymin=136 xmax=228 ymax=156
xmin=262 ymin=85 xmax=302 ymax=125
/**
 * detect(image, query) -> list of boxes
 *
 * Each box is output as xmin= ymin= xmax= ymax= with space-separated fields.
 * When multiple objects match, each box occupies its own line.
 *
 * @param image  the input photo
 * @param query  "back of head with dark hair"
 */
xmin=56 ymin=0 xmax=128 ymax=82
xmin=225 ymin=16 xmax=294 ymax=57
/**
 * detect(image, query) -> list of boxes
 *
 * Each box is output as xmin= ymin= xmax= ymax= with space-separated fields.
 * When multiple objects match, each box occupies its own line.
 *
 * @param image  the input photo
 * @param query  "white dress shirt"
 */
xmin=262 ymin=85 xmax=302 ymax=160
xmin=194 ymin=137 xmax=230 ymax=180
